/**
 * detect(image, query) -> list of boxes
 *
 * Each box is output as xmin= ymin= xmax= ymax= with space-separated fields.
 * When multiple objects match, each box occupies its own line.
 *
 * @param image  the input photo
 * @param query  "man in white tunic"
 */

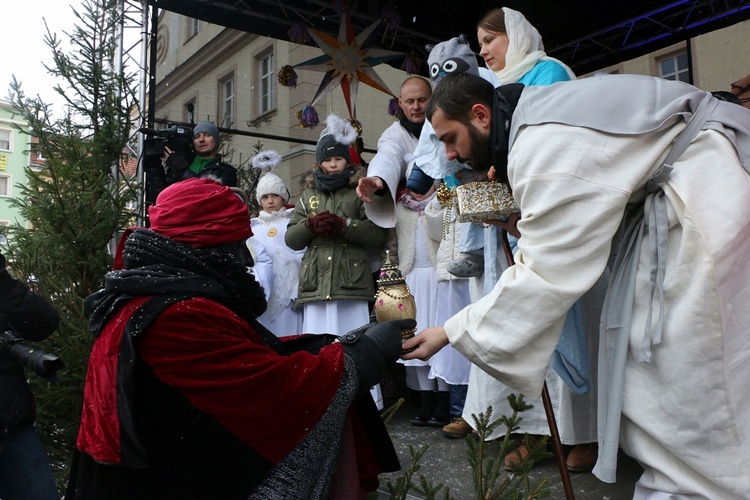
xmin=357 ymin=76 xmax=431 ymax=228
xmin=402 ymin=72 xmax=750 ymax=498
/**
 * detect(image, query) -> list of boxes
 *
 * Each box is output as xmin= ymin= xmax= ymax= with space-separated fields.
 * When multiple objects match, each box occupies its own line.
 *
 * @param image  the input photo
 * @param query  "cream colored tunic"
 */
xmin=446 ymin=104 xmax=750 ymax=496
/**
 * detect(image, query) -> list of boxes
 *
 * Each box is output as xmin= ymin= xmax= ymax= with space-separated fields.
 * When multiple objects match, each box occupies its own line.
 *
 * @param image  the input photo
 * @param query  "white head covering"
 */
xmin=491 ymin=7 xmax=576 ymax=85
xmin=255 ymin=173 xmax=290 ymax=204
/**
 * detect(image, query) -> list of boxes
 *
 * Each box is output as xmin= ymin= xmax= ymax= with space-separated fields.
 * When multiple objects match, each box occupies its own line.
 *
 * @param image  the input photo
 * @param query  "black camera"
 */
xmin=140 ymin=124 xmax=194 ymax=159
xmin=0 ymin=330 xmax=65 ymax=381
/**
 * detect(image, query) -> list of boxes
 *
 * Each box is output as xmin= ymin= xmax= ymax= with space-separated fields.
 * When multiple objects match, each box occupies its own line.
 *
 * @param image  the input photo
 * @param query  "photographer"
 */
xmin=0 ymin=250 xmax=60 ymax=499
xmin=144 ymin=121 xmax=238 ymax=205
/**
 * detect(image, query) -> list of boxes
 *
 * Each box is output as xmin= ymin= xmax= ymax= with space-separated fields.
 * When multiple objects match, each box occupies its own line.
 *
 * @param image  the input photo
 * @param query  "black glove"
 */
xmin=164 ymin=151 xmax=190 ymax=182
xmin=340 ymin=318 xmax=417 ymax=397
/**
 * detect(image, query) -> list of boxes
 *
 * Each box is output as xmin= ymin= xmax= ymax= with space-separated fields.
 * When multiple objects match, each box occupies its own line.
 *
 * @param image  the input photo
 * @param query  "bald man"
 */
xmin=357 ymin=76 xmax=432 ymax=228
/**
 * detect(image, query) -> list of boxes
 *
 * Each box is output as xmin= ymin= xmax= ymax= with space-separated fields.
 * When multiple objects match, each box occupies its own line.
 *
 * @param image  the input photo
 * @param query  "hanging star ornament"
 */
xmin=293 ymin=12 xmax=403 ymax=120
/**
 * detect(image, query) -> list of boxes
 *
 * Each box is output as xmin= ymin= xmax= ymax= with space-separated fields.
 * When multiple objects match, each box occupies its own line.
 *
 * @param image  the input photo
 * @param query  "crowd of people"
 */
xmin=2 ymin=4 xmax=748 ymax=500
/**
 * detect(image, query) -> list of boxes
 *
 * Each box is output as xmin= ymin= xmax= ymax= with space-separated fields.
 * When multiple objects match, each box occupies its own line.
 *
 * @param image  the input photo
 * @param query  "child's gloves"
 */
xmin=306 ymin=211 xmax=346 ymax=237
xmin=305 ymin=210 xmax=330 ymax=234
xmin=316 ymin=212 xmax=346 ymax=237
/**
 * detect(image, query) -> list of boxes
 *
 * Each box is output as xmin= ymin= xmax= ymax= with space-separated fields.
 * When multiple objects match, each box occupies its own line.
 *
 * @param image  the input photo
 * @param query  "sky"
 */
xmin=2 ymin=0 xmax=86 ymax=109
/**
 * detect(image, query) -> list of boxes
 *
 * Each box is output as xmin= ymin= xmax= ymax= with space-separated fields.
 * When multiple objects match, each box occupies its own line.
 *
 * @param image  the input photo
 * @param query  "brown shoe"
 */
xmin=503 ymin=444 xmax=530 ymax=471
xmin=503 ymin=434 xmax=544 ymax=471
xmin=442 ymin=417 xmax=472 ymax=439
xmin=566 ymin=443 xmax=598 ymax=472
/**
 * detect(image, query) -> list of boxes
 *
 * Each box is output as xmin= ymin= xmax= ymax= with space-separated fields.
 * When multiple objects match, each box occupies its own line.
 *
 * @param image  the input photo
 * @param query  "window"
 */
xmin=0 ymin=129 xmax=11 ymax=151
xmin=184 ymin=98 xmax=196 ymax=124
xmin=658 ymin=52 xmax=689 ymax=83
xmin=258 ymin=52 xmax=275 ymax=115
xmin=219 ymin=74 xmax=235 ymax=128
xmin=0 ymin=175 xmax=9 ymax=196
xmin=188 ymin=17 xmax=200 ymax=39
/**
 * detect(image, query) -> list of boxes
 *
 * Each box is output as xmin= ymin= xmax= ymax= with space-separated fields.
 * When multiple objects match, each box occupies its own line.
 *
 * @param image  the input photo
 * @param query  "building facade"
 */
xmin=0 ymin=99 xmax=37 ymax=231
xmin=152 ymin=12 xmax=409 ymax=204
xmin=582 ymin=18 xmax=749 ymax=107
xmin=150 ymin=12 xmax=749 ymax=207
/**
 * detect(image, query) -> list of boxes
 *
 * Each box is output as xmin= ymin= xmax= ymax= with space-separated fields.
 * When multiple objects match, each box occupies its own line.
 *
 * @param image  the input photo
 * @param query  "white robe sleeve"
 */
xmin=248 ymin=238 xmax=274 ymax=302
xmin=364 ymin=122 xmax=418 ymax=228
xmin=444 ymin=124 xmax=672 ymax=397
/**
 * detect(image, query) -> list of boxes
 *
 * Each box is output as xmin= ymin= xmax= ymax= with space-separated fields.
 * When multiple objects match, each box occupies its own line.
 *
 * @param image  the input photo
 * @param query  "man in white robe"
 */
xmin=402 ymin=72 xmax=750 ymax=498
xmin=357 ymin=76 xmax=431 ymax=228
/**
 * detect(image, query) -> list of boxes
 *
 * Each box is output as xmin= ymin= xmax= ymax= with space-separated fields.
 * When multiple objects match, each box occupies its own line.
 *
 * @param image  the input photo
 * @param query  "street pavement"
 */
xmin=376 ymin=393 xmax=643 ymax=499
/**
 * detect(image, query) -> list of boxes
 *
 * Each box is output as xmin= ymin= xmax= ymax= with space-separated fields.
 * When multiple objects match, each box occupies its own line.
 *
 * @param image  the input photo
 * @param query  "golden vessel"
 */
xmin=373 ymin=251 xmax=417 ymax=341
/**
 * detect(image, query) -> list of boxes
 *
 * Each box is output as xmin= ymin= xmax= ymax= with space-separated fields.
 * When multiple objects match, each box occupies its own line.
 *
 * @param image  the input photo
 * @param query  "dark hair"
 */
xmin=477 ymin=8 xmax=506 ymax=35
xmin=711 ymin=91 xmax=743 ymax=106
xmin=426 ymin=73 xmax=495 ymax=126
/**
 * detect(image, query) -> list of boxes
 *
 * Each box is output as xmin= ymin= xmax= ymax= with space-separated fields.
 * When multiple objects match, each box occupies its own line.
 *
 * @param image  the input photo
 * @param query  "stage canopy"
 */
xmin=147 ymin=0 xmax=750 ymax=75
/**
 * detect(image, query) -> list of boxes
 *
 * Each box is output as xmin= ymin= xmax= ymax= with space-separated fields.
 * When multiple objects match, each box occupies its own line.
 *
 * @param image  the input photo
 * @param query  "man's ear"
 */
xmin=470 ymin=103 xmax=492 ymax=130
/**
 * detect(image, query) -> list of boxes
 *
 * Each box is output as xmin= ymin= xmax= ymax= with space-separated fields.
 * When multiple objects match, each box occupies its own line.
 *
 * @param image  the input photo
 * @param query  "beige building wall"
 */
xmin=152 ymin=12 xmax=416 ymax=203
xmin=582 ymin=19 xmax=749 ymax=98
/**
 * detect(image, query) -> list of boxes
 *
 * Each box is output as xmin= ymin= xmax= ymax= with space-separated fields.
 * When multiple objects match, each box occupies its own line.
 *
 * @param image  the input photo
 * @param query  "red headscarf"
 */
xmin=148 ymin=178 xmax=252 ymax=248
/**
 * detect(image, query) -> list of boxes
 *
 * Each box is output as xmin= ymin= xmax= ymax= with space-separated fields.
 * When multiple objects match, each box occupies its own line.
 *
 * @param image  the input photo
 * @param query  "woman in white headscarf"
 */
xmin=458 ymin=6 xmax=602 ymax=475
xmin=477 ymin=7 xmax=575 ymax=85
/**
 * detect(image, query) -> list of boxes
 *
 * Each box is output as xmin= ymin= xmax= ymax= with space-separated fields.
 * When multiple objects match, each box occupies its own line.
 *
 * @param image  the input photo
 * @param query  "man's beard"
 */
xmin=457 ymin=123 xmax=492 ymax=172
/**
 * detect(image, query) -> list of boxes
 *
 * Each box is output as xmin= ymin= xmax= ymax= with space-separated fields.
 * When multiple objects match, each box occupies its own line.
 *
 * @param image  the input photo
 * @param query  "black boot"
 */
xmin=410 ymin=391 xmax=436 ymax=426
xmin=428 ymin=391 xmax=451 ymax=427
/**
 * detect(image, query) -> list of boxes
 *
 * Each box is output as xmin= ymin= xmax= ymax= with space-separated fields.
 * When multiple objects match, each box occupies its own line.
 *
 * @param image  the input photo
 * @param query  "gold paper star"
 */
xmin=294 ymin=12 xmax=402 ymax=119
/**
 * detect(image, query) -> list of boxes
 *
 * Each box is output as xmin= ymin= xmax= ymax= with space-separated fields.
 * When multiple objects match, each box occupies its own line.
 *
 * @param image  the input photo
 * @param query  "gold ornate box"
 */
xmin=455 ymin=181 xmax=519 ymax=223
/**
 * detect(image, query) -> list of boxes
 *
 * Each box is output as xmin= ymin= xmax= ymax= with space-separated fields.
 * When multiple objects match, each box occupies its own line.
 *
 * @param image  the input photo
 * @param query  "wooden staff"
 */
xmin=500 ymin=228 xmax=575 ymax=500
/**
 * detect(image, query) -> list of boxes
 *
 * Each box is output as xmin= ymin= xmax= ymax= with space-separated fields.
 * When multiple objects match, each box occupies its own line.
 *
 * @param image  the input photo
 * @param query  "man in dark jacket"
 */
xmin=0 ymin=250 xmax=60 ymax=499
xmin=66 ymin=178 xmax=411 ymax=499
xmin=145 ymin=121 xmax=238 ymax=205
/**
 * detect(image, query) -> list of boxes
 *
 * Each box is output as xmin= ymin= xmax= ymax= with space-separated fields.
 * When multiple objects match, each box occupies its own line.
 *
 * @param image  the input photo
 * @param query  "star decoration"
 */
xmin=293 ymin=12 xmax=402 ymax=120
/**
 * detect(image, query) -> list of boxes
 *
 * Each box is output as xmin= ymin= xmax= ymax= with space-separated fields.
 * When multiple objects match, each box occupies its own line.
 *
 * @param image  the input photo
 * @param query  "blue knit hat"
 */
xmin=193 ymin=121 xmax=220 ymax=145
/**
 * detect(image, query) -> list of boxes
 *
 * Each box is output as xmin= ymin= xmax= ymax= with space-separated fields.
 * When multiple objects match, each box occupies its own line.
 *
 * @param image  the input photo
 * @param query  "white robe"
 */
xmin=446 ymin=76 xmax=750 ymax=497
xmin=251 ymin=209 xmax=304 ymax=336
xmin=364 ymin=121 xmax=419 ymax=228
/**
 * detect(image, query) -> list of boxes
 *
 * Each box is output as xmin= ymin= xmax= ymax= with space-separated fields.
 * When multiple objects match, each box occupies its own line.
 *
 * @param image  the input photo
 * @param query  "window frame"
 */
xmin=658 ymin=51 xmax=690 ymax=83
xmin=0 ymin=174 xmax=11 ymax=197
xmin=0 ymin=129 xmax=12 ymax=152
xmin=218 ymin=72 xmax=235 ymax=129
xmin=186 ymin=17 xmax=200 ymax=41
xmin=257 ymin=49 xmax=276 ymax=116
xmin=183 ymin=97 xmax=197 ymax=125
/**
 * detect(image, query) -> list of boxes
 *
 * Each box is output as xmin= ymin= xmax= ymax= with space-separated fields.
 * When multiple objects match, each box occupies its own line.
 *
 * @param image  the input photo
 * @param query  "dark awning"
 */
xmin=148 ymin=0 xmax=750 ymax=75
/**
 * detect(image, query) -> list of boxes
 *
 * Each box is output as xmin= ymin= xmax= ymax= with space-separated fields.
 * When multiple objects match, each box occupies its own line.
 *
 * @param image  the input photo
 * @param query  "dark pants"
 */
xmin=0 ymin=424 xmax=59 ymax=499
xmin=449 ymin=384 xmax=468 ymax=418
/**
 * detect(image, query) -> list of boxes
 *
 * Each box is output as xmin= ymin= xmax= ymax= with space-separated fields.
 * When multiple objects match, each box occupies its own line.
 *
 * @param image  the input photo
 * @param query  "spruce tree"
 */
xmin=5 ymin=0 xmax=137 ymax=488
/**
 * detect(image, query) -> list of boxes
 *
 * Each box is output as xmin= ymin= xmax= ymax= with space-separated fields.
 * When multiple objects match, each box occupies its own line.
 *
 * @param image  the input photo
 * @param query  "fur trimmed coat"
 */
xmin=286 ymin=167 xmax=387 ymax=305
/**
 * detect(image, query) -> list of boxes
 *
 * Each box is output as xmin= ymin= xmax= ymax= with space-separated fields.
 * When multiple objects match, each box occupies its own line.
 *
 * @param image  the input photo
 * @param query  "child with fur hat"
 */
xmin=286 ymin=115 xmax=388 ymax=340
xmin=250 ymin=151 xmax=306 ymax=336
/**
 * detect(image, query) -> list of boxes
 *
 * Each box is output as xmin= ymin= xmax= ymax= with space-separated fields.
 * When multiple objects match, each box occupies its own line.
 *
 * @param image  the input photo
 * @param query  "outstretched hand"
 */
xmin=401 ymin=326 xmax=450 ymax=360
xmin=356 ymin=176 xmax=384 ymax=203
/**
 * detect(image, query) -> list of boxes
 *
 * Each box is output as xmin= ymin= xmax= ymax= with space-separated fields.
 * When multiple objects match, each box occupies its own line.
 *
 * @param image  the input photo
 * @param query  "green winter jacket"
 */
xmin=285 ymin=168 xmax=387 ymax=305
